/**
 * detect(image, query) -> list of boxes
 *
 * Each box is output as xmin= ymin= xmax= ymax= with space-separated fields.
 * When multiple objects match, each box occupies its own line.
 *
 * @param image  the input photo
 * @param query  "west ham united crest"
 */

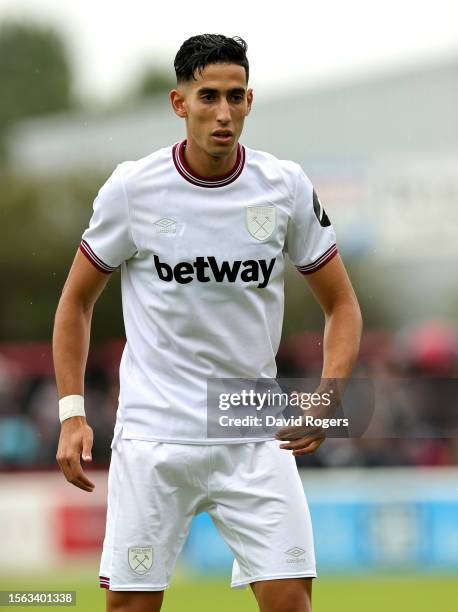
xmin=128 ymin=546 xmax=153 ymax=575
xmin=246 ymin=205 xmax=276 ymax=241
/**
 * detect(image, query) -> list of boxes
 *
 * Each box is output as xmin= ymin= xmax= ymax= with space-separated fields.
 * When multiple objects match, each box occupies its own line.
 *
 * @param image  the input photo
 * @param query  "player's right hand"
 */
xmin=56 ymin=416 xmax=95 ymax=492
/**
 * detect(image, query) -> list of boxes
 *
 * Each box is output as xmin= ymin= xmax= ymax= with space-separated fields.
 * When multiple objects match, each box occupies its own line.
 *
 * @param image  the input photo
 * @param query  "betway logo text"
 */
xmin=154 ymin=255 xmax=275 ymax=288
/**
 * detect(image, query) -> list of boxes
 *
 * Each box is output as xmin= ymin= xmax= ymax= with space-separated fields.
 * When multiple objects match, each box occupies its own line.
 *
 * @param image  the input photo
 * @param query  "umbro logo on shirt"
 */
xmin=154 ymin=255 xmax=275 ymax=288
xmin=153 ymin=218 xmax=177 ymax=233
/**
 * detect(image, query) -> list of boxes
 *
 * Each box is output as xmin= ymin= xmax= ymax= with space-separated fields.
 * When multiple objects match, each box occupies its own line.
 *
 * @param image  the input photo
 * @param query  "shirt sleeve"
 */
xmin=79 ymin=164 xmax=137 ymax=273
xmin=285 ymin=164 xmax=338 ymax=274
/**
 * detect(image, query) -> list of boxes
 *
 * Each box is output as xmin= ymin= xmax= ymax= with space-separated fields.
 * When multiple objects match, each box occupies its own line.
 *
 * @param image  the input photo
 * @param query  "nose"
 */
xmin=216 ymin=99 xmax=231 ymax=123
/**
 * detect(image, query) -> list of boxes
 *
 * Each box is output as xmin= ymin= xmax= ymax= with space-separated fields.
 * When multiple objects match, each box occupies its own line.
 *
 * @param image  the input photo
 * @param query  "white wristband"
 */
xmin=59 ymin=394 xmax=85 ymax=423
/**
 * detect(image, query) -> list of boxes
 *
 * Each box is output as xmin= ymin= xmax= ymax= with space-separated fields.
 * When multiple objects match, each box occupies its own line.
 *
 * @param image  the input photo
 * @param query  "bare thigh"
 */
xmin=106 ymin=590 xmax=164 ymax=612
xmin=250 ymin=577 xmax=313 ymax=612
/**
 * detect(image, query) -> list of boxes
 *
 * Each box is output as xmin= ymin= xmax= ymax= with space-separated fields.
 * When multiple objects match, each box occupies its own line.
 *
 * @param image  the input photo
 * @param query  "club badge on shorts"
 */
xmin=128 ymin=546 xmax=153 ymax=575
xmin=246 ymin=205 xmax=276 ymax=241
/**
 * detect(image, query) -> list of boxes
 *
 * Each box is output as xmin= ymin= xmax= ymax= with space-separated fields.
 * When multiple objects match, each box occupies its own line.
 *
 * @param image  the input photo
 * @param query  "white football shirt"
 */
xmin=80 ymin=140 xmax=338 ymax=444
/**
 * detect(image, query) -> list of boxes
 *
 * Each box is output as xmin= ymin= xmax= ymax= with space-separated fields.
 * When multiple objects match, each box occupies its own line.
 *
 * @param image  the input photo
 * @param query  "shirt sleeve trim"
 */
xmin=296 ymin=244 xmax=338 ymax=275
xmin=79 ymin=240 xmax=116 ymax=274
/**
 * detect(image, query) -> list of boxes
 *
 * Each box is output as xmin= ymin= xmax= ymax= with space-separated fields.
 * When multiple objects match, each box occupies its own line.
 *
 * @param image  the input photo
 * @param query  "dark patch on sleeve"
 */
xmin=313 ymin=189 xmax=331 ymax=227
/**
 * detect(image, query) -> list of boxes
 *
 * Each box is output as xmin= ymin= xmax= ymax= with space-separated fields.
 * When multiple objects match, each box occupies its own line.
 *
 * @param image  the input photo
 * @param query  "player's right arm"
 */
xmin=53 ymin=249 xmax=111 ymax=492
xmin=54 ymin=163 xmax=136 ymax=490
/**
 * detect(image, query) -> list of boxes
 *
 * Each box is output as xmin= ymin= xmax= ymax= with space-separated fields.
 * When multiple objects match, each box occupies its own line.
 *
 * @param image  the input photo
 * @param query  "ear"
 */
xmin=170 ymin=88 xmax=187 ymax=118
xmin=246 ymin=88 xmax=253 ymax=116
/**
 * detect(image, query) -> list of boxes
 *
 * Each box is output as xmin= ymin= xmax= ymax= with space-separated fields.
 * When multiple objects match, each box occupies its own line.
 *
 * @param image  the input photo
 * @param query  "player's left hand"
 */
xmin=275 ymin=382 xmax=342 ymax=456
xmin=275 ymin=419 xmax=326 ymax=456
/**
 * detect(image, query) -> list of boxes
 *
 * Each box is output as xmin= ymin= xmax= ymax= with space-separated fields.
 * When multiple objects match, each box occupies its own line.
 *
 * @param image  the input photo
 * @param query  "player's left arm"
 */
xmin=276 ymin=253 xmax=362 ymax=456
xmin=305 ymin=252 xmax=362 ymax=381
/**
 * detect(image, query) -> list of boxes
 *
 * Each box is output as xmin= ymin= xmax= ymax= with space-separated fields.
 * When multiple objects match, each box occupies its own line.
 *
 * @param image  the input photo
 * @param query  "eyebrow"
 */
xmin=196 ymin=87 xmax=246 ymax=95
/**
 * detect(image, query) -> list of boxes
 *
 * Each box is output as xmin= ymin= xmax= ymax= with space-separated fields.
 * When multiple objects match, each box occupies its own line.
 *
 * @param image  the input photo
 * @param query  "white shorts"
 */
xmin=99 ymin=438 xmax=316 ymax=591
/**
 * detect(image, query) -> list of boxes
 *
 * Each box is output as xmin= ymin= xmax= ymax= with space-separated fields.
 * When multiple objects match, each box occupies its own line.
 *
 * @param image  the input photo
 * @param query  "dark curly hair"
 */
xmin=174 ymin=34 xmax=249 ymax=84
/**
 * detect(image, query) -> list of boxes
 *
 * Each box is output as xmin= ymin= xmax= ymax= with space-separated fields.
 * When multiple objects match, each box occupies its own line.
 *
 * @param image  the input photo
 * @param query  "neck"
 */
xmin=183 ymin=136 xmax=238 ymax=178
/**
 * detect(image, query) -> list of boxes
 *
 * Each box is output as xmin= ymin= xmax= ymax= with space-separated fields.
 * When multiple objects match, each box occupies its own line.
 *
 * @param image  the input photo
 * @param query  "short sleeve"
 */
xmin=285 ymin=165 xmax=338 ymax=274
xmin=79 ymin=164 xmax=137 ymax=273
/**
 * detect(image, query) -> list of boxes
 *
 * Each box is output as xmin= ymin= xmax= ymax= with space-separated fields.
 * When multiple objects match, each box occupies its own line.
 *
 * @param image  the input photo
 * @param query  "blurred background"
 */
xmin=0 ymin=1 xmax=457 ymax=610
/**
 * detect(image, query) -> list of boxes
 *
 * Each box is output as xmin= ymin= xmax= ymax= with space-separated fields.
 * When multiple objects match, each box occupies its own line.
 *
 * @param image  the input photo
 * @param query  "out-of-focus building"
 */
xmin=7 ymin=55 xmax=458 ymax=174
xmin=6 ymin=55 xmax=458 ymax=320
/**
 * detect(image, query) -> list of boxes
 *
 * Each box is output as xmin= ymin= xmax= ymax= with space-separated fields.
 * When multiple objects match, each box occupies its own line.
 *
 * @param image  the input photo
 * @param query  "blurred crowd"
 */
xmin=0 ymin=358 xmax=117 ymax=468
xmin=278 ymin=319 xmax=458 ymax=468
xmin=0 ymin=320 xmax=457 ymax=470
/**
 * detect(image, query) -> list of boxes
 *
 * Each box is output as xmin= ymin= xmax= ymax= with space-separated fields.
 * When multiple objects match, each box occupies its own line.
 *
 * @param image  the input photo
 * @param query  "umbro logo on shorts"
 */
xmin=284 ymin=546 xmax=306 ymax=564
xmin=285 ymin=547 xmax=306 ymax=557
xmin=153 ymin=255 xmax=276 ymax=288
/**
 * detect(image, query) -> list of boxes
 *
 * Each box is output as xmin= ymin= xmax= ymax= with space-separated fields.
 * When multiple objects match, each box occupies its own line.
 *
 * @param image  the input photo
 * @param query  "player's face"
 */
xmin=171 ymin=63 xmax=253 ymax=158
